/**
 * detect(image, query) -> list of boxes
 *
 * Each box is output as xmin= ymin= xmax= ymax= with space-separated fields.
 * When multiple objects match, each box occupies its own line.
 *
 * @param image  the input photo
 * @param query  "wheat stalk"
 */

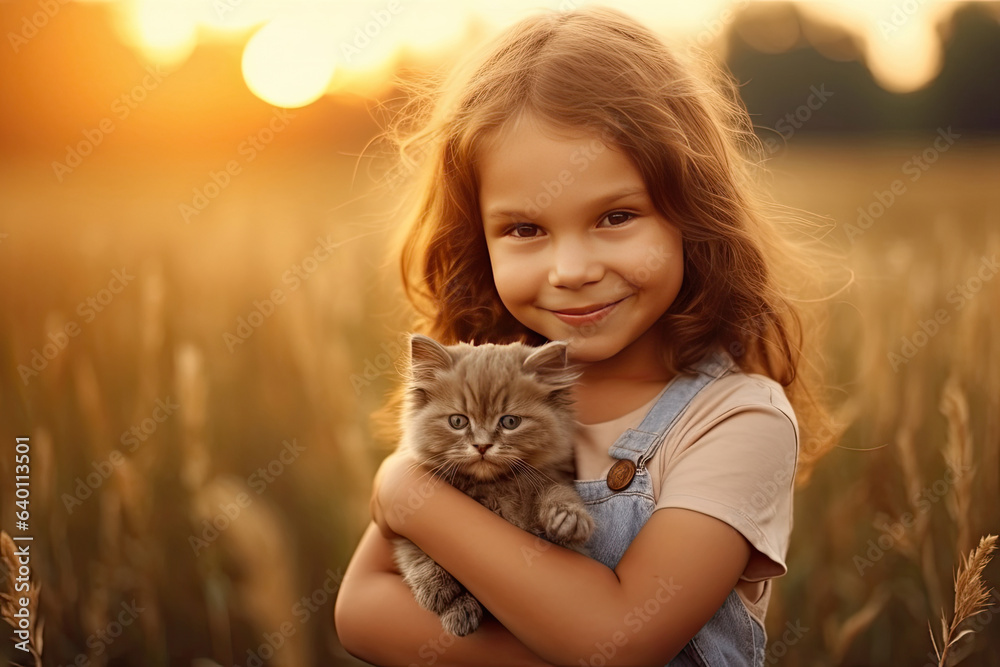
xmin=175 ymin=343 xmax=210 ymax=492
xmin=0 ymin=530 xmax=43 ymax=667
xmin=929 ymin=533 xmax=998 ymax=666
xmin=828 ymin=584 xmax=891 ymax=663
xmin=940 ymin=373 xmax=975 ymax=559
xmin=174 ymin=342 xmax=234 ymax=664
xmin=897 ymin=379 xmax=945 ymax=615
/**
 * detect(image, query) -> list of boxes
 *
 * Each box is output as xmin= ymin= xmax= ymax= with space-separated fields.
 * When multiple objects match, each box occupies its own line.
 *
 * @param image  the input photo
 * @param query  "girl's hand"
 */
xmin=369 ymin=450 xmax=435 ymax=541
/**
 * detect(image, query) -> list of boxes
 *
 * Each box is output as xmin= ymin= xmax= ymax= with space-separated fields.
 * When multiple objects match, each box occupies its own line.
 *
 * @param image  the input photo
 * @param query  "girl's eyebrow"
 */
xmin=483 ymin=186 xmax=648 ymax=221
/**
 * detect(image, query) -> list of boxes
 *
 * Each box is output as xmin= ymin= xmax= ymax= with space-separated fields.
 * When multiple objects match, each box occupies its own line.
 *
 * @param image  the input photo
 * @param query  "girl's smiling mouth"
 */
xmin=547 ymin=296 xmax=630 ymax=326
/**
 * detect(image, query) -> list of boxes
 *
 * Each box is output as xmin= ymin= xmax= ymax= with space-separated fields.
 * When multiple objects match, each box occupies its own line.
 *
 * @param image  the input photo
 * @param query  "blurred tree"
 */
xmin=727 ymin=1 xmax=1000 ymax=139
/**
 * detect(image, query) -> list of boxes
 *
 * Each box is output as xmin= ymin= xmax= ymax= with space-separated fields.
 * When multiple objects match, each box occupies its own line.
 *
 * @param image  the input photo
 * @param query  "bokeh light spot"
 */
xmin=241 ymin=17 xmax=337 ymax=109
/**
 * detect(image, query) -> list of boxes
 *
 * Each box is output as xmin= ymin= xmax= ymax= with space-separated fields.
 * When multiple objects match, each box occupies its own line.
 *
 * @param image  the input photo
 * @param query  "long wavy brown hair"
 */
xmin=371 ymin=5 xmax=848 ymax=484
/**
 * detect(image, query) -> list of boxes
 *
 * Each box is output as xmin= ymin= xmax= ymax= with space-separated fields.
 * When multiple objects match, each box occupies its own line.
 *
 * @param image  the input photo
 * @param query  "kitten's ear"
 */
xmin=523 ymin=340 xmax=581 ymax=389
xmin=408 ymin=333 xmax=454 ymax=383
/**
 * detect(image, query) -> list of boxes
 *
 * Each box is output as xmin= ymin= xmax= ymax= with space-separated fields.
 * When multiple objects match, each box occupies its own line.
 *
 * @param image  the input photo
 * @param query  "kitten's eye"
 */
xmin=448 ymin=414 xmax=469 ymax=429
xmin=498 ymin=415 xmax=521 ymax=430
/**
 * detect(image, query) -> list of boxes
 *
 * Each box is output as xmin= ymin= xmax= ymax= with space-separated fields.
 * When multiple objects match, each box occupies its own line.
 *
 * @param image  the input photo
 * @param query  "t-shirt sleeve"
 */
xmin=652 ymin=381 xmax=799 ymax=581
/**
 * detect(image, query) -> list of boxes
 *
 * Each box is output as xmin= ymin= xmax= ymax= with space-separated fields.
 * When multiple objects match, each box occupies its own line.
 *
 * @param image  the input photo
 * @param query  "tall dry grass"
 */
xmin=930 ymin=534 xmax=998 ymax=667
xmin=764 ymin=144 xmax=1000 ymax=666
xmin=0 ymin=153 xmax=385 ymax=665
xmin=1 ymin=530 xmax=43 ymax=667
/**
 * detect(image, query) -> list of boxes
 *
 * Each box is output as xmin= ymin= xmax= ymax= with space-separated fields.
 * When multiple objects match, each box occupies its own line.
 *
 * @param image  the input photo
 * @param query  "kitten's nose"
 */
xmin=473 ymin=444 xmax=492 ymax=456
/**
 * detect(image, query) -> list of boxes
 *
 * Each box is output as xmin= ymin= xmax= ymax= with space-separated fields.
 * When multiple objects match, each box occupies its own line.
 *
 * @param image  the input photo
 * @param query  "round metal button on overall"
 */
xmin=606 ymin=459 xmax=636 ymax=491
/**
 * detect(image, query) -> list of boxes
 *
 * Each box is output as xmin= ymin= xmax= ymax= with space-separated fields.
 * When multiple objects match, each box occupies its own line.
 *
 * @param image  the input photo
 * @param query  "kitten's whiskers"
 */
xmin=507 ymin=458 xmax=549 ymax=497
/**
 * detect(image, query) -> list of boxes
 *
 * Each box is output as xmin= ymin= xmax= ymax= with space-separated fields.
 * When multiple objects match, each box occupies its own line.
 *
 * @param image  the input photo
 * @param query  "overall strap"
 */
xmin=607 ymin=348 xmax=733 ymax=467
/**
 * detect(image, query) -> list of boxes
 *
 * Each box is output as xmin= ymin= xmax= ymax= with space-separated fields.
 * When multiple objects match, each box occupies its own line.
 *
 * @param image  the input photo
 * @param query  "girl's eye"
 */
xmin=507 ymin=223 xmax=540 ymax=239
xmin=498 ymin=415 xmax=521 ymax=430
xmin=504 ymin=212 xmax=633 ymax=238
xmin=602 ymin=211 xmax=635 ymax=227
xmin=448 ymin=414 xmax=469 ymax=429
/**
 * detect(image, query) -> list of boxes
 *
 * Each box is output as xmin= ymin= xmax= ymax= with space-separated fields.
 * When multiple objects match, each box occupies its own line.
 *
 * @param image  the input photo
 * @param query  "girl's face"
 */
xmin=479 ymin=113 xmax=684 ymax=375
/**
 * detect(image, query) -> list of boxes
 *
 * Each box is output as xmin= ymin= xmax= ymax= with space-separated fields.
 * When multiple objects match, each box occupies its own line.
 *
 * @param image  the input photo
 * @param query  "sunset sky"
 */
xmin=77 ymin=0 xmax=991 ymax=105
xmin=1 ymin=0 xmax=995 ymax=166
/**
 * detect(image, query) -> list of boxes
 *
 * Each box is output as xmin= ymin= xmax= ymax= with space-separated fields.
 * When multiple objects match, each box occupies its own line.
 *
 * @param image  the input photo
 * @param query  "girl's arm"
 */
xmin=333 ymin=520 xmax=556 ymax=666
xmin=372 ymin=451 xmax=752 ymax=667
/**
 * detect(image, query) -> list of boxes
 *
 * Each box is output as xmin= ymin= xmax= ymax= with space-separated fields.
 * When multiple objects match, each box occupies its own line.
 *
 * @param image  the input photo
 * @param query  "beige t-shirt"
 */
xmin=572 ymin=357 xmax=799 ymax=625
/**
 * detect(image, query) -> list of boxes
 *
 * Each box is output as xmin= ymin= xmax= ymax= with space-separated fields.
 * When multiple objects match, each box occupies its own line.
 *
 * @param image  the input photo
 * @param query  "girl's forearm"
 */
xmin=335 ymin=524 xmax=554 ymax=667
xmin=337 ymin=572 xmax=553 ymax=666
xmin=385 ymin=472 xmax=627 ymax=664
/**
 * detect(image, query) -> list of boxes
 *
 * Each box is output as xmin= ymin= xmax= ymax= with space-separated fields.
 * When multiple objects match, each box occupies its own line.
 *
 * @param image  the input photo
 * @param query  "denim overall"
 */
xmin=573 ymin=348 xmax=767 ymax=666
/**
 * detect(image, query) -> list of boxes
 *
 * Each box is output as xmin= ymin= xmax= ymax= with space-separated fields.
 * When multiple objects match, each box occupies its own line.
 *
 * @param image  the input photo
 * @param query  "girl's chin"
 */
xmin=535 ymin=328 xmax=613 ymax=363
xmin=564 ymin=340 xmax=617 ymax=364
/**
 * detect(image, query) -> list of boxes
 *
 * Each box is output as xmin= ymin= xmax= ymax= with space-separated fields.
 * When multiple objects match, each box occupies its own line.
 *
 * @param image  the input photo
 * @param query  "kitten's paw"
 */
xmin=440 ymin=592 xmax=483 ymax=637
xmin=412 ymin=576 xmax=462 ymax=614
xmin=479 ymin=496 xmax=504 ymax=516
xmin=543 ymin=503 xmax=595 ymax=546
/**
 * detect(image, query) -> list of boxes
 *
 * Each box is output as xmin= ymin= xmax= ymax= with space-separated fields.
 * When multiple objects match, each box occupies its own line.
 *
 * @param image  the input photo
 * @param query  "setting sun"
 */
xmin=241 ymin=16 xmax=337 ymax=109
xmin=115 ymin=0 xmax=198 ymax=67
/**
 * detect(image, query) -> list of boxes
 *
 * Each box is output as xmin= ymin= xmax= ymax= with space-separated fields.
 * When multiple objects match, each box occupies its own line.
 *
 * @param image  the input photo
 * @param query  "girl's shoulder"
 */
xmin=704 ymin=351 xmax=798 ymax=429
xmin=672 ymin=357 xmax=799 ymax=452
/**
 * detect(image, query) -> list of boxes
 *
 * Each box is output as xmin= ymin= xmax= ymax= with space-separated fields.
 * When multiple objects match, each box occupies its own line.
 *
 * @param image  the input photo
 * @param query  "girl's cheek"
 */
xmin=619 ymin=238 xmax=682 ymax=288
xmin=491 ymin=254 xmax=537 ymax=294
xmin=614 ymin=247 xmax=657 ymax=287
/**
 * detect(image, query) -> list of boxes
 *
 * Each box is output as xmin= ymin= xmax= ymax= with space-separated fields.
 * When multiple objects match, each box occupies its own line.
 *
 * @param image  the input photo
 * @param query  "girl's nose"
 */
xmin=548 ymin=238 xmax=603 ymax=289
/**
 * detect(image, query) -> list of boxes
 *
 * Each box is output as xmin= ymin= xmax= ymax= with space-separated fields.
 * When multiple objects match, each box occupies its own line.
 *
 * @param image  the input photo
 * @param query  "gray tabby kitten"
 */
xmin=391 ymin=333 xmax=595 ymax=637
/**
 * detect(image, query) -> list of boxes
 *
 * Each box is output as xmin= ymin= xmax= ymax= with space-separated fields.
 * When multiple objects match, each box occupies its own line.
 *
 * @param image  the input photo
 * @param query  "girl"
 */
xmin=335 ymin=5 xmax=837 ymax=665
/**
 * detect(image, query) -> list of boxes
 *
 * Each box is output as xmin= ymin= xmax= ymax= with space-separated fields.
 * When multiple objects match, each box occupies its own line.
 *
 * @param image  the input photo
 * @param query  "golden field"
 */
xmin=0 ymin=138 xmax=998 ymax=666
